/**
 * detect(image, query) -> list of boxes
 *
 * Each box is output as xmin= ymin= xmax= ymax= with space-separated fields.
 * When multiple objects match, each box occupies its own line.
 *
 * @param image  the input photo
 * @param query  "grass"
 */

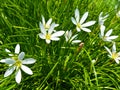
xmin=0 ymin=0 xmax=120 ymax=89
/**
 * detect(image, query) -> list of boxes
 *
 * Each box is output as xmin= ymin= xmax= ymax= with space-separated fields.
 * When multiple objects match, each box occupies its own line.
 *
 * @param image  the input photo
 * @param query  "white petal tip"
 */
xmin=15 ymin=44 xmax=20 ymax=54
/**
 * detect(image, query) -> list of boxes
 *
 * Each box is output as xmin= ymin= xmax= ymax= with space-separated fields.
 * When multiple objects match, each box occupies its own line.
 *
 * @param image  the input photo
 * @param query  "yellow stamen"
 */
xmin=103 ymin=36 xmax=107 ymax=40
xmin=112 ymin=52 xmax=118 ymax=59
xmin=77 ymin=23 xmax=81 ymax=28
xmin=12 ymin=56 xmax=22 ymax=67
xmin=14 ymin=60 xmax=22 ymax=67
xmin=46 ymin=34 xmax=51 ymax=40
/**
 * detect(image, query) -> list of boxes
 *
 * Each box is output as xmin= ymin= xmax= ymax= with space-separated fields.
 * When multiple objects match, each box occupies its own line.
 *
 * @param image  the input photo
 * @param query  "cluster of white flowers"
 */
xmin=98 ymin=12 xmax=119 ymax=64
xmin=98 ymin=12 xmax=118 ymax=42
xmin=0 ymin=8 xmax=120 ymax=84
xmin=39 ymin=9 xmax=96 ymax=45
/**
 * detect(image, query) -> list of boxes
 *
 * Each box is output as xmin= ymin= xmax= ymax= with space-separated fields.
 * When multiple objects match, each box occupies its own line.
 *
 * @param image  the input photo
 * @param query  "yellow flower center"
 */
xmin=112 ymin=52 xmax=118 ymax=59
xmin=46 ymin=34 xmax=51 ymax=40
xmin=103 ymin=36 xmax=107 ymax=40
xmin=102 ymin=36 xmax=110 ymax=41
xmin=14 ymin=60 xmax=22 ymax=67
xmin=77 ymin=23 xmax=81 ymax=28
xmin=12 ymin=56 xmax=22 ymax=67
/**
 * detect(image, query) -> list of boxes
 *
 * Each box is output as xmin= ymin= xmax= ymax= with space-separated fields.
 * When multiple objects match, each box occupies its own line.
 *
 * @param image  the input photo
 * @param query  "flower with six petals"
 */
xmin=99 ymin=25 xmax=118 ymax=42
xmin=71 ymin=8 xmax=96 ymax=32
xmin=0 ymin=44 xmax=36 ymax=84
xmin=65 ymin=30 xmax=81 ymax=44
xmin=104 ymin=42 xmax=120 ymax=64
xmin=39 ymin=22 xmax=65 ymax=44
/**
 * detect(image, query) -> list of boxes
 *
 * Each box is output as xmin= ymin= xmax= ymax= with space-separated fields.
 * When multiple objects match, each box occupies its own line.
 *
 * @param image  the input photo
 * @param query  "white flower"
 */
xmin=116 ymin=11 xmax=120 ymax=18
xmin=0 ymin=44 xmax=36 ymax=84
xmin=39 ymin=22 xmax=65 ymax=44
xmin=65 ymin=30 xmax=81 ymax=44
xmin=71 ymin=8 xmax=96 ymax=32
xmin=40 ymin=15 xmax=59 ymax=30
xmin=99 ymin=25 xmax=118 ymax=42
xmin=104 ymin=42 xmax=120 ymax=64
xmin=98 ymin=12 xmax=109 ymax=25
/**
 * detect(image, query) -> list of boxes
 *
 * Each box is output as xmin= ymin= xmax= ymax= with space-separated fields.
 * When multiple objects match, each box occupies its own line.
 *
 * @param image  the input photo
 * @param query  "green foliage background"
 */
xmin=0 ymin=0 xmax=120 ymax=89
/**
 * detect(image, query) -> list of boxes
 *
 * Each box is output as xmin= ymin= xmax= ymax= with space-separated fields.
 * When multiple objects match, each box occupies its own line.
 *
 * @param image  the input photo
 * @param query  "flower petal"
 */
xmin=72 ymin=40 xmax=81 ymax=44
xmin=22 ymin=58 xmax=36 ymax=64
xmin=99 ymin=12 xmax=103 ymax=20
xmin=104 ymin=46 xmax=112 ymax=56
xmin=51 ymin=31 xmax=65 ymax=37
xmin=75 ymin=8 xmax=80 ymax=23
xmin=46 ymin=39 xmax=51 ymax=44
xmin=46 ymin=18 xmax=52 ymax=26
xmin=65 ymin=31 xmax=69 ymax=41
xmin=76 ymin=27 xmax=81 ymax=32
xmin=106 ymin=36 xmax=118 ymax=40
xmin=0 ymin=58 xmax=15 ymax=64
xmin=15 ymin=69 xmax=22 ymax=84
xmin=103 ymin=14 xmax=109 ymax=20
xmin=48 ymin=23 xmax=55 ymax=34
xmin=105 ymin=29 xmax=112 ymax=36
xmin=5 ymin=48 xmax=11 ymax=53
xmin=118 ymin=52 xmax=120 ymax=56
xmin=81 ymin=28 xmax=91 ymax=32
xmin=70 ymin=34 xmax=78 ymax=41
xmin=4 ymin=66 xmax=15 ymax=77
xmin=15 ymin=44 xmax=20 ymax=54
xmin=5 ymin=49 xmax=13 ymax=56
xmin=41 ymin=15 xmax=45 ymax=25
xmin=99 ymin=20 xmax=104 ymax=25
xmin=105 ymin=38 xmax=112 ymax=42
xmin=71 ymin=17 xmax=77 ymax=25
xmin=112 ymin=42 xmax=116 ymax=53
xmin=82 ymin=21 xmax=96 ymax=27
xmin=21 ymin=65 xmax=33 ymax=75
xmin=100 ymin=25 xmax=105 ymax=36
xmin=0 ymin=59 xmax=6 ymax=63
xmin=98 ymin=12 xmax=109 ymax=25
xmin=51 ymin=37 xmax=60 ymax=41
xmin=116 ymin=57 xmax=120 ymax=60
xmin=67 ymin=30 xmax=72 ymax=40
xmin=39 ymin=23 xmax=46 ymax=35
xmin=115 ymin=59 xmax=119 ymax=64
xmin=55 ymin=24 xmax=59 ymax=27
xmin=80 ymin=12 xmax=88 ymax=24
xmin=68 ymin=30 xmax=72 ymax=37
xmin=39 ymin=33 xmax=46 ymax=39
xmin=18 ymin=52 xmax=25 ymax=60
